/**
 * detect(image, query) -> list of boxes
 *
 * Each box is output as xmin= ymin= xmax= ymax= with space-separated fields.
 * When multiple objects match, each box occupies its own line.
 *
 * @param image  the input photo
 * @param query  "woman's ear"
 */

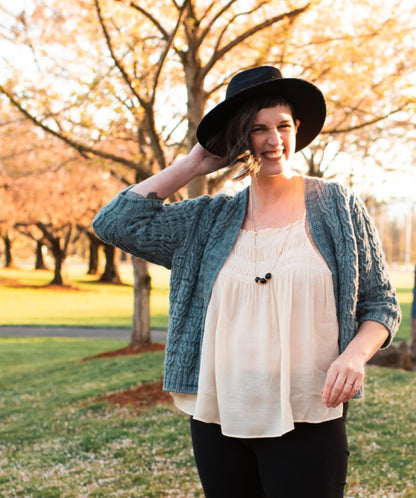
xmin=295 ymin=119 xmax=300 ymax=132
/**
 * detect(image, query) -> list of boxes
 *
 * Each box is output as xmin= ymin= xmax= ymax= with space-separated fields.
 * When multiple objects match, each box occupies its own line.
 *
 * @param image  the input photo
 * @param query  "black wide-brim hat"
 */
xmin=196 ymin=66 xmax=326 ymax=153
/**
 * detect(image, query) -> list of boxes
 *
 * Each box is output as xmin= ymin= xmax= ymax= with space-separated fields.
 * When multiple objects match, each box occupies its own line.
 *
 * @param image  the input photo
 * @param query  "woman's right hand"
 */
xmin=188 ymin=143 xmax=223 ymax=176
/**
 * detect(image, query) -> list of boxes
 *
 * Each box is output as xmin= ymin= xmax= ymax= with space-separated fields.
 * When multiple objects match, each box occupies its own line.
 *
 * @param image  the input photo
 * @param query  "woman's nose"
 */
xmin=266 ymin=127 xmax=283 ymax=145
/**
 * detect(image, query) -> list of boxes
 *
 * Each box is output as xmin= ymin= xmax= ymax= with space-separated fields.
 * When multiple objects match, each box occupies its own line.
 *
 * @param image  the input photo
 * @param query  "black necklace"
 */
xmin=250 ymin=191 xmax=272 ymax=285
xmin=255 ymin=273 xmax=272 ymax=284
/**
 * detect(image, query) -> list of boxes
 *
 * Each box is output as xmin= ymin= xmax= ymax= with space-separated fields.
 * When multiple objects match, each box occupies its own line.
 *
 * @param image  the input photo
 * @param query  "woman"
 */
xmin=93 ymin=66 xmax=401 ymax=497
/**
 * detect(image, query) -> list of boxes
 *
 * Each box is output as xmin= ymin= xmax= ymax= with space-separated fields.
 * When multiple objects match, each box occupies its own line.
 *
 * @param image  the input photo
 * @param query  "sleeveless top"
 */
xmin=172 ymin=215 xmax=343 ymax=438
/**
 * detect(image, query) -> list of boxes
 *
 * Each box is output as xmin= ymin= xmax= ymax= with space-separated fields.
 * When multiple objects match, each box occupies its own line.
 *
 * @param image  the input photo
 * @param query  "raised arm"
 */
xmin=93 ymin=143 xmax=224 ymax=268
xmin=131 ymin=143 xmax=222 ymax=199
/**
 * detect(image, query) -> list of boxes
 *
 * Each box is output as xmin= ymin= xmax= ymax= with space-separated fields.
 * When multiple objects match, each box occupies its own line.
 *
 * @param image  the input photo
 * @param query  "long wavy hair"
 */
xmin=205 ymin=95 xmax=296 ymax=180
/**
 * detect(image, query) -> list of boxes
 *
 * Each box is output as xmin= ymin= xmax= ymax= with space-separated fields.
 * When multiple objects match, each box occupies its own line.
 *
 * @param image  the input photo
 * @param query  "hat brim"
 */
xmin=196 ymin=78 xmax=326 ymax=153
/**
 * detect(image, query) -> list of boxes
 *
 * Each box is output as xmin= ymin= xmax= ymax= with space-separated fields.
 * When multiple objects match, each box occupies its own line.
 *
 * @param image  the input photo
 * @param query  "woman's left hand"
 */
xmin=321 ymin=321 xmax=389 ymax=408
xmin=321 ymin=352 xmax=365 ymax=408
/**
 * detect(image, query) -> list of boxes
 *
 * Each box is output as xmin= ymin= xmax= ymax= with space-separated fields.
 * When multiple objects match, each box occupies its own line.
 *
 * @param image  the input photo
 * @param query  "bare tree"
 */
xmin=1 ymin=0 xmax=415 ymax=343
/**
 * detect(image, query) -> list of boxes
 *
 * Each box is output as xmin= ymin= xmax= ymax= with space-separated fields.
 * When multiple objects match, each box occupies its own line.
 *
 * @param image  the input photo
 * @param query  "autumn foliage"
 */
xmin=3 ymin=165 xmax=121 ymax=285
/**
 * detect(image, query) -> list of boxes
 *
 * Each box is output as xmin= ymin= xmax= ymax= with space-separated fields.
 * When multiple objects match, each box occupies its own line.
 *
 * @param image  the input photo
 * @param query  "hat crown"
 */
xmin=226 ymin=66 xmax=283 ymax=99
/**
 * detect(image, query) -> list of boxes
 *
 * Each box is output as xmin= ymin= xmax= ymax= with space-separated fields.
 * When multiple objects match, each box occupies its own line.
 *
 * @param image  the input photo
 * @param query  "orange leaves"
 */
xmin=9 ymin=165 xmax=122 ymax=229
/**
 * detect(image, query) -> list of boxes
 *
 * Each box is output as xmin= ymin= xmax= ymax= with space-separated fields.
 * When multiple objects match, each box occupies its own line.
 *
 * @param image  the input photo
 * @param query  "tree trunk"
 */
xmin=49 ymin=237 xmax=68 ymax=286
xmin=3 ymin=234 xmax=16 ymax=268
xmin=187 ymin=175 xmax=209 ymax=199
xmin=86 ymin=232 xmax=101 ymax=275
xmin=99 ymin=243 xmax=122 ymax=283
xmin=410 ymin=265 xmax=416 ymax=361
xmin=130 ymin=256 xmax=152 ymax=345
xmin=411 ymin=319 xmax=416 ymax=361
xmin=35 ymin=241 xmax=49 ymax=270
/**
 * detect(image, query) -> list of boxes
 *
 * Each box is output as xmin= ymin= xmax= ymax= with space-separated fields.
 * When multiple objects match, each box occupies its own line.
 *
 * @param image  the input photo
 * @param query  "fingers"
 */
xmin=321 ymin=361 xmax=364 ymax=408
xmin=190 ymin=144 xmax=223 ymax=174
xmin=322 ymin=376 xmax=361 ymax=408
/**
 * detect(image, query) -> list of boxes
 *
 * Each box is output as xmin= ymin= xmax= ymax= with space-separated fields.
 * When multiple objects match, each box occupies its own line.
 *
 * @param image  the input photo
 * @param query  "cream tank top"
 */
xmin=172 ymin=215 xmax=343 ymax=438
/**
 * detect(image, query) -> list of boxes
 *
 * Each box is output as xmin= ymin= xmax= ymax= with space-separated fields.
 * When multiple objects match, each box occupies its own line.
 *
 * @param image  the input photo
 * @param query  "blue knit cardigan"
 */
xmin=93 ymin=176 xmax=401 ymax=396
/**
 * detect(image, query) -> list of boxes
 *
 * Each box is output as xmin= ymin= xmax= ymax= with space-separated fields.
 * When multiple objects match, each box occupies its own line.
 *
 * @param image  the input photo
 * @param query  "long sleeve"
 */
xmin=93 ymin=186 xmax=248 ymax=394
xmin=305 ymin=177 xmax=401 ymax=355
xmin=93 ymin=187 xmax=214 ymax=269
xmin=349 ymin=192 xmax=401 ymax=345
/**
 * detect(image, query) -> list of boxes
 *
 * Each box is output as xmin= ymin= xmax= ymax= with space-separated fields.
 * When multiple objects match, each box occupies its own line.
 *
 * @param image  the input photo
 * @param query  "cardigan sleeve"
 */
xmin=349 ymin=192 xmax=401 ymax=347
xmin=92 ymin=186 xmax=215 ymax=269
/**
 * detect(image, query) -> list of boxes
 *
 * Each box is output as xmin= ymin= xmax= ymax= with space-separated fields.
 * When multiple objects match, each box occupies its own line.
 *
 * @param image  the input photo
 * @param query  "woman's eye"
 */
xmin=252 ymin=124 xmax=292 ymax=134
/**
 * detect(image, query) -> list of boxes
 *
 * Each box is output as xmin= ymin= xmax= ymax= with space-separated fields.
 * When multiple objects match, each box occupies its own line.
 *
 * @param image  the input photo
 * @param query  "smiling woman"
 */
xmin=92 ymin=65 xmax=401 ymax=498
xmin=250 ymin=104 xmax=299 ymax=176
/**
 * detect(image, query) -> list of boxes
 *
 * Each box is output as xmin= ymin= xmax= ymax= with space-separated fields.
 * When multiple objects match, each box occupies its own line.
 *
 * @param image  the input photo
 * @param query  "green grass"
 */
xmin=0 ymin=262 xmax=170 ymax=330
xmin=0 ymin=265 xmax=413 ymax=343
xmin=390 ymin=270 xmax=414 ymax=343
xmin=0 ymin=337 xmax=414 ymax=497
xmin=0 ymin=337 xmax=201 ymax=497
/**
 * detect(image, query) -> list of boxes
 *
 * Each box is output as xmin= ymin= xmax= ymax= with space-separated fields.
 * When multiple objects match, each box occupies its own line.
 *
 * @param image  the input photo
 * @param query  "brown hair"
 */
xmin=205 ymin=96 xmax=296 ymax=180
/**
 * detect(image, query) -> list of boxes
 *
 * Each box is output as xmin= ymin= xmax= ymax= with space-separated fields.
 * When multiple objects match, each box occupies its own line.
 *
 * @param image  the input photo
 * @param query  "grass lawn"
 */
xmin=0 ymin=265 xmax=413 ymax=343
xmin=0 ymin=337 xmax=200 ymax=497
xmin=390 ymin=269 xmax=414 ymax=343
xmin=0 ymin=262 xmax=170 ymax=330
xmin=0 ymin=337 xmax=415 ymax=497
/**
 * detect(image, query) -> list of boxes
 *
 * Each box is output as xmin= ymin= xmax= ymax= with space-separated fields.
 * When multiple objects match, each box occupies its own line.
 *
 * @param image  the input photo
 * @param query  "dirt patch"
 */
xmin=93 ymin=379 xmax=172 ymax=411
xmin=84 ymin=343 xmax=169 ymax=410
xmin=82 ymin=343 xmax=165 ymax=361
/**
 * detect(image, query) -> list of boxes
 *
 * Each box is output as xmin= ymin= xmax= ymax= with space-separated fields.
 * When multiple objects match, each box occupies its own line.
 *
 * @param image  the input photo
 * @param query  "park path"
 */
xmin=0 ymin=325 xmax=167 ymax=342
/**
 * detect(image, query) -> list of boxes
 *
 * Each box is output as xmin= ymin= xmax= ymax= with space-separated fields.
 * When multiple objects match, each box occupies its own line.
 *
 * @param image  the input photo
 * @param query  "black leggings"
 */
xmin=190 ymin=409 xmax=349 ymax=498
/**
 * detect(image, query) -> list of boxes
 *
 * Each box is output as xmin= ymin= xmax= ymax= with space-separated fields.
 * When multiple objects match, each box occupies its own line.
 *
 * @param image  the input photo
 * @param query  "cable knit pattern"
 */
xmin=93 ymin=177 xmax=401 ymax=397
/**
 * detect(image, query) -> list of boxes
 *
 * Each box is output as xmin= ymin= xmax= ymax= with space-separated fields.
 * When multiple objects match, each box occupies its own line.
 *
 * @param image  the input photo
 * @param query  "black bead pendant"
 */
xmin=255 ymin=273 xmax=272 ymax=284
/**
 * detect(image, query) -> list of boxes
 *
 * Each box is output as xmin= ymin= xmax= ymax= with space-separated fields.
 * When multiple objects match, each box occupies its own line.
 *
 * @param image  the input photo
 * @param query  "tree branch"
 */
xmin=123 ymin=0 xmax=170 ymax=40
xmin=63 ymin=224 xmax=74 ymax=252
xmin=203 ymin=3 xmax=310 ymax=76
xmin=151 ymin=0 xmax=191 ymax=99
xmin=95 ymin=0 xmax=143 ymax=106
xmin=200 ymin=0 xmax=269 ymax=50
xmin=0 ymin=84 xmax=146 ymax=173
xmin=96 ymin=0 xmax=181 ymax=172
xmin=323 ymin=104 xmax=411 ymax=135
xmin=14 ymin=224 xmax=40 ymax=242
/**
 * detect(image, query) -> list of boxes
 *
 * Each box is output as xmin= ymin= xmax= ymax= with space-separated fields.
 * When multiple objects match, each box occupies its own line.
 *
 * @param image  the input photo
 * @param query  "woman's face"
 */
xmin=250 ymin=104 xmax=299 ymax=177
